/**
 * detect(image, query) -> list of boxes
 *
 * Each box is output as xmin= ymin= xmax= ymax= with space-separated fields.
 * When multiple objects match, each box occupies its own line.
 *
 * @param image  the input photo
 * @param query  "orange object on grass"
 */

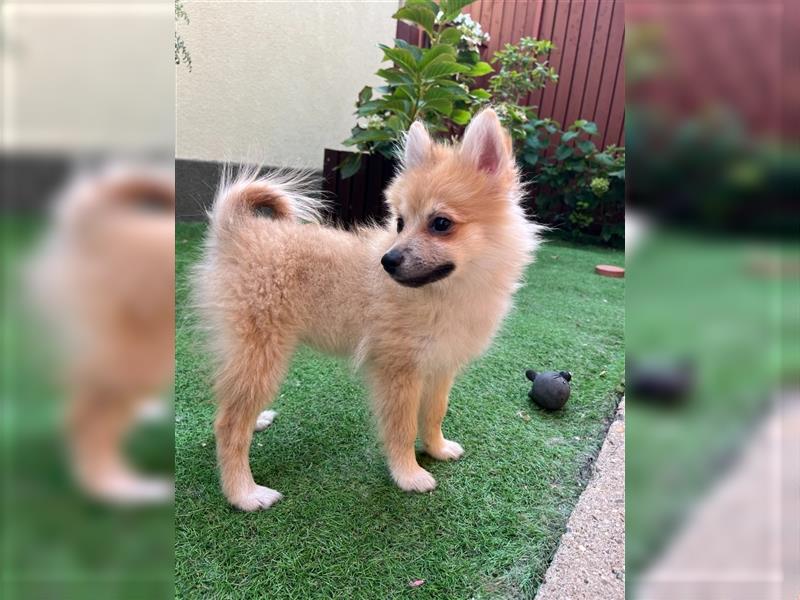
xmin=595 ymin=265 xmax=625 ymax=278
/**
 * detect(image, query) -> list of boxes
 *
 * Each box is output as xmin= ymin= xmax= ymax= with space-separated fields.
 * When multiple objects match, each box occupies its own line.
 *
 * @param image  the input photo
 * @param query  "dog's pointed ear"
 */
xmin=403 ymin=121 xmax=432 ymax=170
xmin=461 ymin=108 xmax=512 ymax=175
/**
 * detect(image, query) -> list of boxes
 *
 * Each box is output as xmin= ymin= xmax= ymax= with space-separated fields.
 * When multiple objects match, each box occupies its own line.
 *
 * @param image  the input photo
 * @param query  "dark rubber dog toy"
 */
xmin=525 ymin=370 xmax=572 ymax=410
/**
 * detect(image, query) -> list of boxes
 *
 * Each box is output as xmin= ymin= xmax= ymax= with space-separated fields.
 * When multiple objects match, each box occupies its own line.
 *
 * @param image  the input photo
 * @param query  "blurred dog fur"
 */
xmin=28 ymin=165 xmax=175 ymax=504
xmin=195 ymin=109 xmax=540 ymax=511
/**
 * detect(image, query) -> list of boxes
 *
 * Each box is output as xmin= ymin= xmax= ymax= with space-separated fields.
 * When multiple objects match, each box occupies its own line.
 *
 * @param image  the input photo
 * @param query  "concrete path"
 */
xmin=635 ymin=394 xmax=799 ymax=600
xmin=536 ymin=400 xmax=626 ymax=600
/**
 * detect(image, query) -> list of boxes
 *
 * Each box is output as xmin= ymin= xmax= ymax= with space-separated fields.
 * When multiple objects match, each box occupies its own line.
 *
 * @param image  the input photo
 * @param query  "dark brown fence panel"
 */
xmin=397 ymin=0 xmax=625 ymax=147
xmin=322 ymin=150 xmax=393 ymax=227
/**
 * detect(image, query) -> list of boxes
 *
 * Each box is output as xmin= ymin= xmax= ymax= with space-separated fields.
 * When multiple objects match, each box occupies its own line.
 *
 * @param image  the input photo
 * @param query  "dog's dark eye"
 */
xmin=397 ymin=217 xmax=404 ymax=233
xmin=431 ymin=217 xmax=452 ymax=233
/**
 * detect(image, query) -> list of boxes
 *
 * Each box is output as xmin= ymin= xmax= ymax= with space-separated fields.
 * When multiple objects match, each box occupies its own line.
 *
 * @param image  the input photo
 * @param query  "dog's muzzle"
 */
xmin=389 ymin=262 xmax=455 ymax=288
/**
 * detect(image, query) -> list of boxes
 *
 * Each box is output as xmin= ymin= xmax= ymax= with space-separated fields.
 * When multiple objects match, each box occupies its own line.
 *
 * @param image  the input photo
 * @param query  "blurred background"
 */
xmin=3 ymin=0 xmax=798 ymax=597
xmin=1 ymin=1 xmax=174 ymax=599
xmin=625 ymin=0 xmax=799 ymax=598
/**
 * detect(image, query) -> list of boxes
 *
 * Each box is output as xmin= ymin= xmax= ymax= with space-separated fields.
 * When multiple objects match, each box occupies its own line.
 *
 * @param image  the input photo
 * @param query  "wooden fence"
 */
xmin=397 ymin=0 xmax=625 ymax=148
xmin=322 ymin=150 xmax=393 ymax=226
xmin=323 ymin=0 xmax=626 ymax=231
xmin=626 ymin=1 xmax=782 ymax=137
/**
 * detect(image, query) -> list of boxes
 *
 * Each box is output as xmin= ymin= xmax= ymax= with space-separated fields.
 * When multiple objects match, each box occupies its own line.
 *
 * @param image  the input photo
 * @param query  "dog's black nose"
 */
xmin=381 ymin=249 xmax=404 ymax=274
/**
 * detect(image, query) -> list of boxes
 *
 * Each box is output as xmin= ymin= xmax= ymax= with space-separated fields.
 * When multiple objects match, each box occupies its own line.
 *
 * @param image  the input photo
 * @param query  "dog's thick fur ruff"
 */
xmin=195 ymin=109 xmax=540 ymax=511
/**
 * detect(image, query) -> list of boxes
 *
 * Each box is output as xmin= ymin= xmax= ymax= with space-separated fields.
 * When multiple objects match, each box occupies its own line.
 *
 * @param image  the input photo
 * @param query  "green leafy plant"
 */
xmin=489 ymin=37 xmax=558 ymax=146
xmin=340 ymin=0 xmax=493 ymax=177
xmin=521 ymin=118 xmax=625 ymax=246
xmin=335 ymin=3 xmax=624 ymax=247
xmin=175 ymin=0 xmax=192 ymax=71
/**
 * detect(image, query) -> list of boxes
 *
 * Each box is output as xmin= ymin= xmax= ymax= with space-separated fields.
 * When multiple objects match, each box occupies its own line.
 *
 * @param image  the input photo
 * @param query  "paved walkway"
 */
xmin=536 ymin=400 xmax=625 ymax=600
xmin=636 ymin=395 xmax=799 ymax=600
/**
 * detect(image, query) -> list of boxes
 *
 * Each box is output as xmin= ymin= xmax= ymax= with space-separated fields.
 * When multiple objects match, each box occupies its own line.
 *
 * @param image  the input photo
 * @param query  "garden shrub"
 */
xmin=340 ymin=0 xmax=492 ymax=177
xmin=489 ymin=37 xmax=558 ymax=148
xmin=488 ymin=38 xmax=625 ymax=247
xmin=339 ymin=2 xmax=626 ymax=247
xmin=520 ymin=118 xmax=625 ymax=248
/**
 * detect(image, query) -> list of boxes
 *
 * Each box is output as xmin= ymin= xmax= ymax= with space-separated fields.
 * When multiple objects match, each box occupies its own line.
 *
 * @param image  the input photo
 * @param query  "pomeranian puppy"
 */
xmin=29 ymin=166 xmax=175 ymax=504
xmin=195 ymin=109 xmax=539 ymax=511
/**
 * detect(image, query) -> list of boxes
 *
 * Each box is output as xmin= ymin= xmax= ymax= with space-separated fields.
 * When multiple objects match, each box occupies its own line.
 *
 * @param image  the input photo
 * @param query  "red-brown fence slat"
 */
xmin=591 ymin=0 xmax=623 ymax=149
xmin=394 ymin=0 xmax=626 ymax=147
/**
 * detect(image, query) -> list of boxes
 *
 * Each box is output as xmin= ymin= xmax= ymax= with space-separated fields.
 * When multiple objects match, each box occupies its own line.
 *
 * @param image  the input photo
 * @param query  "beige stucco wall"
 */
xmin=1 ymin=2 xmax=174 ymax=153
xmin=176 ymin=1 xmax=399 ymax=170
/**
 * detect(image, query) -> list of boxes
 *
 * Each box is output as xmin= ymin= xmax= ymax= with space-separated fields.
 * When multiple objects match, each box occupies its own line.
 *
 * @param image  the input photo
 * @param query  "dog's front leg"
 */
xmin=369 ymin=363 xmax=436 ymax=493
xmin=419 ymin=370 xmax=464 ymax=461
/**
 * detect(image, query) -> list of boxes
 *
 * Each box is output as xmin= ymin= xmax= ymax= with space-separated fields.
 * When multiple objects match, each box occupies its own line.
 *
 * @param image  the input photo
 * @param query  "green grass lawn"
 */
xmin=1 ymin=219 xmax=174 ymax=600
xmin=175 ymin=222 xmax=625 ymax=599
xmin=626 ymin=233 xmax=800 ymax=588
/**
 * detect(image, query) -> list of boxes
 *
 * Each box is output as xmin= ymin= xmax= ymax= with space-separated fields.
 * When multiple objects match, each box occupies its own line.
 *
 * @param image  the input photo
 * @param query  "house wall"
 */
xmin=176 ymin=1 xmax=400 ymax=170
xmin=1 ymin=2 xmax=174 ymax=153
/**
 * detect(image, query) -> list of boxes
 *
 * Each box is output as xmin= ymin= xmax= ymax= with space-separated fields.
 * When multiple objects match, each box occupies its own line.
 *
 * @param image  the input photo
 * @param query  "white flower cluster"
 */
xmin=452 ymin=13 xmax=490 ymax=52
xmin=366 ymin=114 xmax=386 ymax=130
xmin=494 ymin=102 xmax=529 ymax=123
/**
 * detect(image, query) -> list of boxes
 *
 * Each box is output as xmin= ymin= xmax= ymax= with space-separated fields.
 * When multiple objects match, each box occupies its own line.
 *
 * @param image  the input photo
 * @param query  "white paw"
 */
xmin=393 ymin=467 xmax=437 ymax=493
xmin=254 ymin=410 xmax=277 ymax=432
xmin=136 ymin=397 xmax=170 ymax=424
xmin=88 ymin=473 xmax=173 ymax=505
xmin=425 ymin=439 xmax=464 ymax=461
xmin=230 ymin=485 xmax=283 ymax=512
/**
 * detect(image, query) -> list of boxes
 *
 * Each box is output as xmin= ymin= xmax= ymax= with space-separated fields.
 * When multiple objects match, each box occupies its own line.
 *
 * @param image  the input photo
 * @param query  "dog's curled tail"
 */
xmin=209 ymin=164 xmax=326 ymax=232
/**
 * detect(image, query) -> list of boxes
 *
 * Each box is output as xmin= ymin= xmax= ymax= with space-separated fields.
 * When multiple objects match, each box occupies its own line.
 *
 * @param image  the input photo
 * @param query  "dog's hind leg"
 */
xmin=214 ymin=336 xmax=292 ymax=511
xmin=419 ymin=370 xmax=464 ymax=461
xmin=368 ymin=362 xmax=437 ymax=493
xmin=68 ymin=385 xmax=173 ymax=504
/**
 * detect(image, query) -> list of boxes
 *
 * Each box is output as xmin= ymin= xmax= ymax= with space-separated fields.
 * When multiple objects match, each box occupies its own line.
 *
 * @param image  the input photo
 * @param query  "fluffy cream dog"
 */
xmin=29 ymin=166 xmax=175 ymax=503
xmin=195 ymin=109 xmax=539 ymax=511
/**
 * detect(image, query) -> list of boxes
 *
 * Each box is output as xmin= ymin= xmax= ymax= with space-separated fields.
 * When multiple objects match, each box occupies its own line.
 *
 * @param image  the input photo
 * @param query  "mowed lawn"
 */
xmin=626 ymin=234 xmax=800 ymax=586
xmin=2 ymin=219 xmax=174 ymax=600
xmin=175 ymin=222 xmax=624 ymax=599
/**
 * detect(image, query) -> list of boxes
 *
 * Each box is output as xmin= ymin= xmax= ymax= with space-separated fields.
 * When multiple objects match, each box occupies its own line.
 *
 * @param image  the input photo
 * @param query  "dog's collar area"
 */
xmin=392 ymin=263 xmax=455 ymax=288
